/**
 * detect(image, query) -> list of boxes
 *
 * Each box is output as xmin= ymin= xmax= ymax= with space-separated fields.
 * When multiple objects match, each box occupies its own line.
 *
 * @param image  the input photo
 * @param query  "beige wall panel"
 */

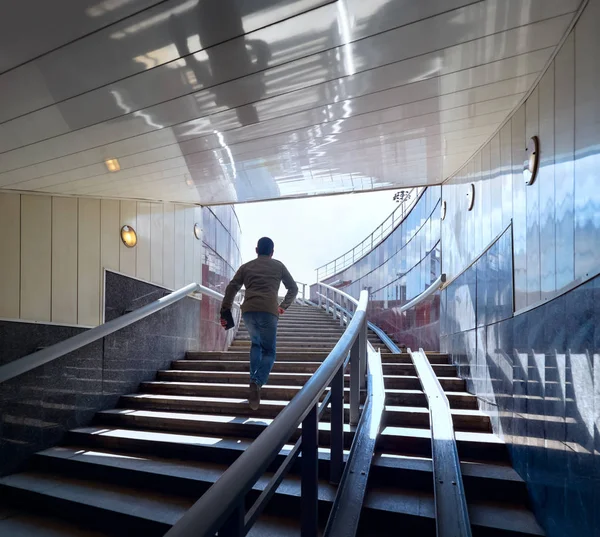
xmin=163 ymin=203 xmax=175 ymax=289
xmin=150 ymin=203 xmax=164 ymax=286
xmin=184 ymin=206 xmax=194 ymax=285
xmin=119 ymin=200 xmax=137 ymax=276
xmin=78 ymin=198 xmax=101 ymax=326
xmin=20 ymin=195 xmax=52 ymax=321
xmin=0 ymin=193 xmax=21 ymax=318
xmin=51 ymin=197 xmax=78 ymax=324
xmin=101 ymin=199 xmax=120 ymax=273
xmin=174 ymin=205 xmax=186 ymax=289
xmin=136 ymin=202 xmax=151 ymax=281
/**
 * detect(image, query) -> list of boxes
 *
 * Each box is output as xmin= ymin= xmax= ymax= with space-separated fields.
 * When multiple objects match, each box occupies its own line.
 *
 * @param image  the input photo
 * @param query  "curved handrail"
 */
xmin=318 ymin=281 xmax=359 ymax=306
xmin=0 ymin=282 xmax=239 ymax=384
xmin=321 ymin=300 xmax=385 ymax=537
xmin=398 ymin=273 xmax=446 ymax=313
xmin=316 ymin=187 xmax=423 ymax=280
xmin=409 ymin=347 xmax=472 ymax=537
xmin=165 ymin=291 xmax=369 ymax=537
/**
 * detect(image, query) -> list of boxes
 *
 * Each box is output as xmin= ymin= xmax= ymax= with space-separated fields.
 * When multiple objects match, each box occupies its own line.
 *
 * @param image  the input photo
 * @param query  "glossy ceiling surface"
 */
xmin=0 ymin=0 xmax=582 ymax=205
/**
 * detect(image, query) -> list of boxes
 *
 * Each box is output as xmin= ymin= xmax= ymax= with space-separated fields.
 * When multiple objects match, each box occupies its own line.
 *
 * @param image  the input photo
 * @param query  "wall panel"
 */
xmin=119 ymin=200 xmax=137 ymax=277
xmin=0 ymin=193 xmax=20 ymax=318
xmin=184 ymin=206 xmax=194 ymax=285
xmin=78 ymin=198 xmax=100 ymax=326
xmin=150 ymin=203 xmax=164 ymax=286
xmin=193 ymin=206 xmax=203 ymax=285
xmin=21 ymin=195 xmax=52 ymax=321
xmin=163 ymin=203 xmax=175 ymax=289
xmin=554 ymin=34 xmax=575 ymax=293
xmin=511 ymin=106 xmax=527 ymax=311
xmin=174 ymin=204 xmax=186 ymax=289
xmin=100 ymin=199 xmax=120 ymax=273
xmin=136 ymin=202 xmax=151 ymax=281
xmin=51 ymin=196 xmax=78 ymax=324
xmin=525 ymin=87 xmax=541 ymax=306
xmin=538 ymin=64 xmax=556 ymax=300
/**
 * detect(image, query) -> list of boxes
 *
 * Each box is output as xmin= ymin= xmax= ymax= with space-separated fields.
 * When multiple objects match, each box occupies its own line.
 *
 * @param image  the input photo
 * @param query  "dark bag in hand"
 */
xmin=220 ymin=309 xmax=235 ymax=330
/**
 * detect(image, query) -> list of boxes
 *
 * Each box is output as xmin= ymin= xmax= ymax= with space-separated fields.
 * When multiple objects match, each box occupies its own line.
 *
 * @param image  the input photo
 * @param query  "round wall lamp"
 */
xmin=193 ymin=223 xmax=202 ymax=240
xmin=441 ymin=200 xmax=447 ymax=220
xmin=523 ymin=135 xmax=540 ymax=186
xmin=466 ymin=184 xmax=475 ymax=211
xmin=120 ymin=225 xmax=137 ymax=248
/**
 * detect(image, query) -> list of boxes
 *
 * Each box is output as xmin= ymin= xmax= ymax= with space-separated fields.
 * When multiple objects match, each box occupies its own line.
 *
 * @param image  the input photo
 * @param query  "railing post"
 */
xmin=350 ymin=337 xmax=360 ymax=426
xmin=359 ymin=317 xmax=367 ymax=390
xmin=330 ymin=366 xmax=344 ymax=485
xmin=301 ymin=404 xmax=319 ymax=537
xmin=318 ymin=284 xmax=322 ymax=309
xmin=219 ymin=503 xmax=244 ymax=537
xmin=339 ymin=299 xmax=344 ymax=327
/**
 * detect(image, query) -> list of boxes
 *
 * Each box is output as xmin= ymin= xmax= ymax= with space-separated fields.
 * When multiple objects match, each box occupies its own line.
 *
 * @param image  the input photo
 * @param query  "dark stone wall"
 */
xmin=0 ymin=271 xmax=201 ymax=475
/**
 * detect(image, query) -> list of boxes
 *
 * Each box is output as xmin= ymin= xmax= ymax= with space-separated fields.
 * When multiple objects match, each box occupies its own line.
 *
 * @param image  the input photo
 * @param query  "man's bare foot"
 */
xmin=249 ymin=381 xmax=260 ymax=410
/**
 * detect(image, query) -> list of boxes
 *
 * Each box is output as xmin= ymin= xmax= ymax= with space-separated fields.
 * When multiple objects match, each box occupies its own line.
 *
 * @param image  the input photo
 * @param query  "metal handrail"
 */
xmin=398 ymin=273 xmax=446 ymax=313
xmin=320 ymin=297 xmax=385 ymax=537
xmin=166 ymin=290 xmax=370 ymax=537
xmin=409 ymin=348 xmax=471 ymax=537
xmin=294 ymin=280 xmax=309 ymax=304
xmin=365 ymin=279 xmax=471 ymax=537
xmin=316 ymin=187 xmax=423 ymax=280
xmin=0 ymin=282 xmax=239 ymax=384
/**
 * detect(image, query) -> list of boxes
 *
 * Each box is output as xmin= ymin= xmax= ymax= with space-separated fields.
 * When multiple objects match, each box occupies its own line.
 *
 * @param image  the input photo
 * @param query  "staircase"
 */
xmin=0 ymin=304 xmax=543 ymax=537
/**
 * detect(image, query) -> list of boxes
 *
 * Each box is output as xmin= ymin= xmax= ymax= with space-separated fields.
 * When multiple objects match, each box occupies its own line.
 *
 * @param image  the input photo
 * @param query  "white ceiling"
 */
xmin=0 ymin=0 xmax=582 ymax=205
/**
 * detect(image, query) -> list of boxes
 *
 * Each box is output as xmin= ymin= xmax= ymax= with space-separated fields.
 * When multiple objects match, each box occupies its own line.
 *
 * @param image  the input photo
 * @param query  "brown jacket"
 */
xmin=221 ymin=255 xmax=298 ymax=316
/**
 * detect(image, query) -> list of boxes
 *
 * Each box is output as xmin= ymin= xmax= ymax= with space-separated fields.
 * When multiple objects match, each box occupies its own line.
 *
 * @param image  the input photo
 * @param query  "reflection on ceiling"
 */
xmin=0 ymin=0 xmax=582 ymax=205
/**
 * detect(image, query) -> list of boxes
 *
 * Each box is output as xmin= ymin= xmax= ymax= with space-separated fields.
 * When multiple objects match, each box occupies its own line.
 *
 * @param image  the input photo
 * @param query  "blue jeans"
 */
xmin=242 ymin=311 xmax=278 ymax=387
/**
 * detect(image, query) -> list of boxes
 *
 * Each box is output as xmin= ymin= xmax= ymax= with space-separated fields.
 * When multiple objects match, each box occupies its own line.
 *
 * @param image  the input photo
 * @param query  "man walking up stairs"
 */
xmin=220 ymin=237 xmax=298 ymax=410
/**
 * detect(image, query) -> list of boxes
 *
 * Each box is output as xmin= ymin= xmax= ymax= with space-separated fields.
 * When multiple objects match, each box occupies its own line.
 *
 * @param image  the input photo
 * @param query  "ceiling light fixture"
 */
xmin=105 ymin=158 xmax=121 ymax=172
xmin=120 ymin=225 xmax=137 ymax=247
xmin=523 ymin=135 xmax=540 ymax=185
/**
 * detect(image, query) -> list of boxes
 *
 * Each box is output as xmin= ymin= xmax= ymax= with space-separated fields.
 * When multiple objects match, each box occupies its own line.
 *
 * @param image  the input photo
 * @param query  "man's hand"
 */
xmin=220 ymin=318 xmax=228 ymax=328
xmin=278 ymin=307 xmax=285 ymax=315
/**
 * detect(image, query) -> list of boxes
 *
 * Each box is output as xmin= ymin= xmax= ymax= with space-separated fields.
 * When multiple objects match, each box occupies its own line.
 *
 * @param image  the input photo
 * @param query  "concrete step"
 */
xmin=230 ymin=340 xmax=337 ymax=350
xmin=139 ymin=381 xmax=366 ymax=404
xmin=172 ymin=359 xmax=323 ymax=373
xmin=384 ymin=389 xmax=478 ymax=410
xmin=186 ymin=351 xmax=331 ymax=362
xmin=0 ymin=470 xmax=300 ymax=537
xmin=377 ymin=426 xmax=509 ymax=463
xmin=235 ymin=333 xmax=343 ymax=342
xmin=383 ymin=406 xmax=491 ymax=433
xmin=370 ymin=453 xmax=530 ymax=505
xmin=360 ymin=485 xmax=544 ymax=536
xmin=119 ymin=394 xmax=360 ymax=422
xmin=20 ymin=444 xmax=538 ymax=536
xmin=94 ymin=409 xmax=355 ymax=448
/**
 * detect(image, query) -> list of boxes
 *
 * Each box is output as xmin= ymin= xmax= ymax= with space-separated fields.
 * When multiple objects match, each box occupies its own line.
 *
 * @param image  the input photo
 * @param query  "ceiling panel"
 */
xmin=0 ymin=0 xmax=582 ymax=205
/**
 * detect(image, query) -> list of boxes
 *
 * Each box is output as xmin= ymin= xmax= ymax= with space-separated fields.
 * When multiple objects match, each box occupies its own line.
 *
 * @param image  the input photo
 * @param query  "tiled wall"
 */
xmin=312 ymin=187 xmax=443 ymax=349
xmin=440 ymin=1 xmax=600 ymax=535
xmin=200 ymin=205 xmax=242 ymax=350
